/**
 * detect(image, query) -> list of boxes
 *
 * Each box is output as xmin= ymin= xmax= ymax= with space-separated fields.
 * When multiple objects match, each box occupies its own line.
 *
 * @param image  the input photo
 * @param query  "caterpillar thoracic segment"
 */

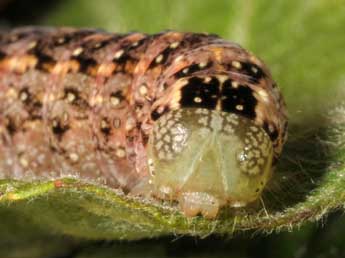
xmin=0 ymin=27 xmax=287 ymax=218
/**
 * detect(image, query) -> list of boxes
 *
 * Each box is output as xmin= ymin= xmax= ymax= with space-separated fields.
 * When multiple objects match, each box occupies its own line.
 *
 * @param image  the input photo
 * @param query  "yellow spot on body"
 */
xmin=139 ymin=84 xmax=148 ymax=96
xmin=131 ymin=41 xmax=139 ymax=47
xmin=236 ymin=104 xmax=244 ymax=111
xmin=110 ymin=96 xmax=120 ymax=106
xmin=101 ymin=119 xmax=109 ymax=130
xmin=204 ymin=77 xmax=212 ymax=83
xmin=216 ymin=75 xmax=228 ymax=84
xmin=6 ymin=88 xmax=17 ymax=98
xmin=4 ymin=55 xmax=38 ymax=73
xmin=19 ymin=157 xmax=29 ymax=168
xmin=116 ymin=147 xmax=126 ymax=158
xmin=155 ymin=54 xmax=163 ymax=63
xmin=97 ymin=63 xmax=116 ymax=77
xmin=48 ymin=93 xmax=55 ymax=102
xmin=52 ymin=120 xmax=58 ymax=128
xmin=51 ymin=61 xmax=80 ymax=74
xmin=66 ymin=92 xmax=76 ymax=103
xmin=69 ymin=153 xmax=79 ymax=162
xmin=232 ymin=81 xmax=239 ymax=88
xmin=257 ymin=89 xmax=269 ymax=102
xmin=194 ymin=97 xmax=202 ymax=103
xmin=232 ymin=61 xmax=242 ymax=69
xmin=27 ymin=41 xmax=37 ymax=50
xmin=72 ymin=47 xmax=83 ymax=56
xmin=170 ymin=42 xmax=180 ymax=49
xmin=174 ymin=55 xmax=184 ymax=63
xmin=198 ymin=62 xmax=207 ymax=68
xmin=114 ymin=49 xmax=124 ymax=60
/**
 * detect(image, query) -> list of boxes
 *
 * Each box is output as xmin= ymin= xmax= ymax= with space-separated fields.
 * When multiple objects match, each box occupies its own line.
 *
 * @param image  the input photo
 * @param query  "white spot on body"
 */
xmin=232 ymin=61 xmax=242 ymax=69
xmin=170 ymin=42 xmax=180 ymax=49
xmin=19 ymin=91 xmax=28 ymax=102
xmin=236 ymin=105 xmax=244 ymax=111
xmin=194 ymin=97 xmax=202 ymax=103
xmin=155 ymin=54 xmax=163 ymax=63
xmin=182 ymin=68 xmax=189 ymax=74
xmin=114 ymin=49 xmax=124 ymax=60
xmin=72 ymin=47 xmax=84 ymax=56
xmin=251 ymin=66 xmax=259 ymax=74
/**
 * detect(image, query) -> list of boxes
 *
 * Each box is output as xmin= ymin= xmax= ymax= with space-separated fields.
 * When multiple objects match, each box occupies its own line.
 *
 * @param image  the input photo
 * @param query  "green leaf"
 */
xmin=2 ymin=0 xmax=345 ymax=242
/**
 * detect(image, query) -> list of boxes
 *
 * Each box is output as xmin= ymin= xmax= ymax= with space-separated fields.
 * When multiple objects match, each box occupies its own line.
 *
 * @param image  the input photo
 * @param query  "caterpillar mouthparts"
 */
xmin=0 ymin=27 xmax=287 ymax=219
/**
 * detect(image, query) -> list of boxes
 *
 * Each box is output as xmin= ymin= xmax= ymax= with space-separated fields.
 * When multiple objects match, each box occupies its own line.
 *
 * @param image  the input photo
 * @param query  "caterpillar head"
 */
xmin=144 ymin=73 xmax=286 ymax=218
xmin=147 ymin=108 xmax=273 ymax=218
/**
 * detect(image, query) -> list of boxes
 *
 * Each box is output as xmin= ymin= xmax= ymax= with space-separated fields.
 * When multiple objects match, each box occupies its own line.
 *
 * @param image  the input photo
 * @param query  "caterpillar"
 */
xmin=0 ymin=27 xmax=287 ymax=218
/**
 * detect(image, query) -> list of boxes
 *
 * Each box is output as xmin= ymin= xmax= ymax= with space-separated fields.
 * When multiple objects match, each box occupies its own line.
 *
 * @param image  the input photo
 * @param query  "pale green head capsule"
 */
xmin=147 ymin=108 xmax=273 ymax=218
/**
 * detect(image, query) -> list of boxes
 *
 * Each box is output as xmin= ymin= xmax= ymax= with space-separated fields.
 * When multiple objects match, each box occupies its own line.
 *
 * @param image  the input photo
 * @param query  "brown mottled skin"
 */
xmin=0 ymin=27 xmax=287 ymax=191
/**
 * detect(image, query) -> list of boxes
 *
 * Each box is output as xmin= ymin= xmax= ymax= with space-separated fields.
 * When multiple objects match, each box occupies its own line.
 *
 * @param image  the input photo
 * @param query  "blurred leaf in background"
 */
xmin=1 ymin=0 xmax=345 ymax=257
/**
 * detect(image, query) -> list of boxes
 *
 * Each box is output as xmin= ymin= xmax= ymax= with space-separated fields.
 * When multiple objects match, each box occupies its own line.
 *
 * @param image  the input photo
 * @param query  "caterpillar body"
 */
xmin=0 ymin=27 xmax=287 ymax=218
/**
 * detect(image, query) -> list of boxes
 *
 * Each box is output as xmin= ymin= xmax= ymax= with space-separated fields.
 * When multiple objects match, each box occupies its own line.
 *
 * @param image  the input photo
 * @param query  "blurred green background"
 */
xmin=1 ymin=0 xmax=345 ymax=257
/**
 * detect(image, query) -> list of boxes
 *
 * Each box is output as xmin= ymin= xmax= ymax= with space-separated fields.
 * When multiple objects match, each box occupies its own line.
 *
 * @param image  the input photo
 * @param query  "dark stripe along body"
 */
xmin=0 ymin=27 xmax=287 ymax=218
